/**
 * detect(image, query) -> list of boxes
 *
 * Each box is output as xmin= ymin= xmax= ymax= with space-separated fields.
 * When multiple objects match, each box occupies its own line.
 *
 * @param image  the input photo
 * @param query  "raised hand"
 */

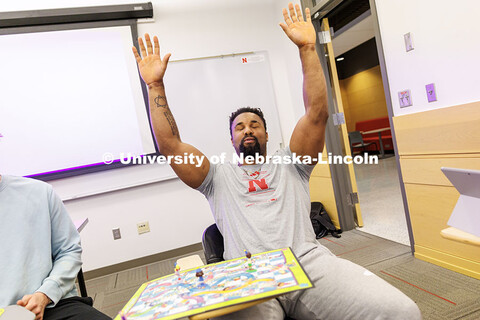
xmin=132 ymin=34 xmax=171 ymax=87
xmin=279 ymin=3 xmax=316 ymax=48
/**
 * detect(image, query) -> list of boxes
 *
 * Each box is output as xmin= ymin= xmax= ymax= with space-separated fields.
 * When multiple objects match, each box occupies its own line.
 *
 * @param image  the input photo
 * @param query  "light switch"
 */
xmin=404 ymin=32 xmax=414 ymax=52
xmin=398 ymin=90 xmax=413 ymax=108
xmin=426 ymin=83 xmax=437 ymax=102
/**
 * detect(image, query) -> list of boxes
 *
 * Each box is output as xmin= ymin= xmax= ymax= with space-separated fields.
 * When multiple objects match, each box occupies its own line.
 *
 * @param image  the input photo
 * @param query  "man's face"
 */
xmin=231 ymin=112 xmax=268 ymax=158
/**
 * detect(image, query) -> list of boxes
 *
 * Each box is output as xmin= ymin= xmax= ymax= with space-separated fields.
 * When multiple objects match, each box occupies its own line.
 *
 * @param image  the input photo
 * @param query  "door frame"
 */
xmin=301 ymin=0 xmax=360 ymax=231
xmin=301 ymin=0 xmax=415 ymax=252
xmin=369 ymin=0 xmax=415 ymax=252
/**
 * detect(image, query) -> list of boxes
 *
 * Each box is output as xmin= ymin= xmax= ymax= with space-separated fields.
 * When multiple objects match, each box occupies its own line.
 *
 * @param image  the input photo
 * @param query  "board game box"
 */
xmin=115 ymin=247 xmax=312 ymax=319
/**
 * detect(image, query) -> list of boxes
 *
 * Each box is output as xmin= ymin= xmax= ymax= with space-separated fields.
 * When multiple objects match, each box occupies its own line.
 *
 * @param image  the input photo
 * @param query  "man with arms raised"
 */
xmin=132 ymin=3 xmax=421 ymax=319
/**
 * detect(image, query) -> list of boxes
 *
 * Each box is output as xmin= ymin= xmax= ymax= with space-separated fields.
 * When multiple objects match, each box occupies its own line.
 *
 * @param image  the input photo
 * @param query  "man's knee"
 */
xmin=66 ymin=307 xmax=111 ymax=320
xmin=377 ymin=296 xmax=422 ymax=320
xmin=82 ymin=308 xmax=112 ymax=320
xmin=397 ymin=298 xmax=421 ymax=320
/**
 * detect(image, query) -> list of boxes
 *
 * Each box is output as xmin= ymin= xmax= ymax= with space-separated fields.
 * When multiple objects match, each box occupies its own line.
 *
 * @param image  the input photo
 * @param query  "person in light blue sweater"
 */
xmin=0 ymin=175 xmax=110 ymax=320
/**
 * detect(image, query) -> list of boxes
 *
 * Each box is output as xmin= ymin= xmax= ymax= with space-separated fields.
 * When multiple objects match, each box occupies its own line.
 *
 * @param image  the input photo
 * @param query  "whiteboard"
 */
xmin=50 ymin=51 xmax=284 ymax=200
xmin=164 ymin=52 xmax=284 ymax=160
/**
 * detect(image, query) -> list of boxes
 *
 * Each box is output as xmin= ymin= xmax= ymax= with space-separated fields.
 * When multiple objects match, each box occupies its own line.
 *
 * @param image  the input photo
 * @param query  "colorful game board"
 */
xmin=115 ymin=247 xmax=312 ymax=320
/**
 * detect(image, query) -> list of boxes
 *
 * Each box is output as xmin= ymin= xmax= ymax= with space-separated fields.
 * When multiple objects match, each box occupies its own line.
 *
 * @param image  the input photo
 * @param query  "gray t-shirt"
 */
xmin=197 ymin=147 xmax=319 ymax=260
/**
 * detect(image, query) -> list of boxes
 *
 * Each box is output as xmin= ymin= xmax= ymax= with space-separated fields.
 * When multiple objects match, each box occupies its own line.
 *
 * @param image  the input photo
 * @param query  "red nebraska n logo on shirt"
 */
xmin=248 ymin=179 xmax=268 ymax=192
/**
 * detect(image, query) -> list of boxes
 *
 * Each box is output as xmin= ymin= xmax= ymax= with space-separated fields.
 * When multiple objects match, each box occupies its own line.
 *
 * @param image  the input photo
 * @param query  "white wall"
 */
xmin=1 ymin=0 xmax=307 ymax=271
xmin=375 ymin=0 xmax=480 ymax=116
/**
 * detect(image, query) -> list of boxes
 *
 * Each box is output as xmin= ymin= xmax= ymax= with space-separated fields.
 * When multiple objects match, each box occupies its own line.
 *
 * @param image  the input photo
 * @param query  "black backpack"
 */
xmin=310 ymin=202 xmax=342 ymax=239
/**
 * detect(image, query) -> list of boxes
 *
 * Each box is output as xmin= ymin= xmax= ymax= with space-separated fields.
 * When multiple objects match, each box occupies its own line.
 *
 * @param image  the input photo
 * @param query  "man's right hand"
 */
xmin=132 ymin=33 xmax=171 ymax=88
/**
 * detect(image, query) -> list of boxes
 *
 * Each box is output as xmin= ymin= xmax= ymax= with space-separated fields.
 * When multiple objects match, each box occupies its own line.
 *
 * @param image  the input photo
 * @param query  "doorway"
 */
xmin=306 ymin=0 xmax=411 ymax=246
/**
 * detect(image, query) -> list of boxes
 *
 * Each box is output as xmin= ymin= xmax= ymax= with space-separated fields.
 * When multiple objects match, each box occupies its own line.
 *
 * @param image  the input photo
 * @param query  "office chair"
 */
xmin=348 ymin=131 xmax=378 ymax=155
xmin=202 ymin=224 xmax=295 ymax=320
xmin=202 ymin=224 xmax=225 ymax=264
xmin=77 ymin=269 xmax=88 ymax=297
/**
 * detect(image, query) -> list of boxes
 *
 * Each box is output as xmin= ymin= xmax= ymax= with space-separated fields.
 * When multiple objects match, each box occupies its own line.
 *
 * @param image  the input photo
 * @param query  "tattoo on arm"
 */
xmin=152 ymin=94 xmax=177 ymax=136
xmin=154 ymin=95 xmax=168 ymax=108
xmin=164 ymin=111 xmax=179 ymax=136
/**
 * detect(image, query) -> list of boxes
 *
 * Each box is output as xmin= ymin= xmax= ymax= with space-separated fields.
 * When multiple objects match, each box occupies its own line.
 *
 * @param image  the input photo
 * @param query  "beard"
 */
xmin=239 ymin=136 xmax=261 ymax=158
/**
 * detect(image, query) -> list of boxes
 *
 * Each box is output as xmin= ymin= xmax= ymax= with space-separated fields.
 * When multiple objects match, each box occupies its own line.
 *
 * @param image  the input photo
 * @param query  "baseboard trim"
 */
xmin=83 ymin=242 xmax=204 ymax=280
xmin=414 ymin=245 xmax=480 ymax=280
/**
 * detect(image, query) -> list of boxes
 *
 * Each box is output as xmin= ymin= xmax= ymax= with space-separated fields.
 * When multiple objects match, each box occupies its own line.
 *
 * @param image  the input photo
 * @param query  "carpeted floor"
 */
xmin=81 ymin=230 xmax=480 ymax=319
xmin=319 ymin=230 xmax=480 ymax=320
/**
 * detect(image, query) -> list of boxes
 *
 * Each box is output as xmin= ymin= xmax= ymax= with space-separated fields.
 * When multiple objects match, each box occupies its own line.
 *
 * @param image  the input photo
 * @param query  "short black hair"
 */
xmin=229 ymin=107 xmax=267 ymax=137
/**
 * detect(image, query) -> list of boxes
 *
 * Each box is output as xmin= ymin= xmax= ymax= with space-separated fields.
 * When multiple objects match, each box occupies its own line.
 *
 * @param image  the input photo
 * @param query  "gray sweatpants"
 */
xmin=214 ymin=245 xmax=422 ymax=320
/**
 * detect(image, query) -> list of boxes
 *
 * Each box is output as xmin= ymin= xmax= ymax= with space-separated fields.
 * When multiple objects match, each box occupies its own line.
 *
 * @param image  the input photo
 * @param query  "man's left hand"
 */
xmin=17 ymin=292 xmax=51 ymax=320
xmin=279 ymin=3 xmax=316 ymax=48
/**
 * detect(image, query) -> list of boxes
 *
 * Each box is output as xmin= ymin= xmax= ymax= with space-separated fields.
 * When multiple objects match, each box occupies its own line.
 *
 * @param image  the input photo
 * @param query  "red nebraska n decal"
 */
xmin=248 ymin=179 xmax=268 ymax=192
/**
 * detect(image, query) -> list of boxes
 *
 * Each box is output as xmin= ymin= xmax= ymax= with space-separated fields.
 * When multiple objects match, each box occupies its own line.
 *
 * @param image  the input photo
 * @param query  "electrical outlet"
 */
xmin=137 ymin=221 xmax=150 ymax=235
xmin=112 ymin=228 xmax=121 ymax=240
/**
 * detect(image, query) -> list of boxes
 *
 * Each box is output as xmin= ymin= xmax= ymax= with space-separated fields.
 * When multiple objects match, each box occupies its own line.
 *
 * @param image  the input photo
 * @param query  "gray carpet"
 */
xmin=82 ymin=230 xmax=480 ymax=319
xmin=318 ymin=230 xmax=480 ymax=320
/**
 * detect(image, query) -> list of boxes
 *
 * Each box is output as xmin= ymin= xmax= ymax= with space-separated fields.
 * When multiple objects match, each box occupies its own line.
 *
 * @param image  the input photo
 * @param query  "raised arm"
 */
xmin=132 ymin=34 xmax=209 ymax=188
xmin=280 ymin=3 xmax=328 ymax=163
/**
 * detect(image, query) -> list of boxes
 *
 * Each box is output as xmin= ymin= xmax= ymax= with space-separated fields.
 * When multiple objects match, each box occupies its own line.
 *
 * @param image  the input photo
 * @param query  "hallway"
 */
xmin=354 ymin=156 xmax=410 ymax=246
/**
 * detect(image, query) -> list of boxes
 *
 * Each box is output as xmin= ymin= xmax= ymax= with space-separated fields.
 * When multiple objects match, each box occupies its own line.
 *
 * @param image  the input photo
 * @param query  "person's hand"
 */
xmin=132 ymin=33 xmax=171 ymax=88
xmin=17 ymin=292 xmax=51 ymax=320
xmin=279 ymin=3 xmax=316 ymax=48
